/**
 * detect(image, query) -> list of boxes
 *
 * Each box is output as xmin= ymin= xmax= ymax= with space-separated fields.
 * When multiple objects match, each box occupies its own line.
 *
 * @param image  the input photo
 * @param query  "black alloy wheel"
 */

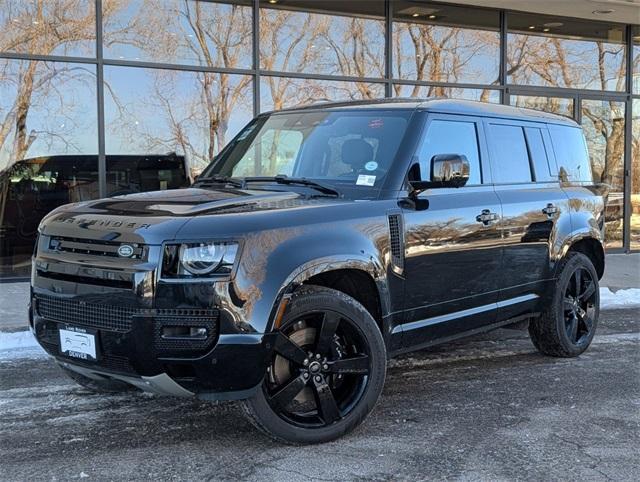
xmin=265 ymin=310 xmax=371 ymax=428
xmin=562 ymin=266 xmax=597 ymax=346
xmin=242 ymin=285 xmax=386 ymax=444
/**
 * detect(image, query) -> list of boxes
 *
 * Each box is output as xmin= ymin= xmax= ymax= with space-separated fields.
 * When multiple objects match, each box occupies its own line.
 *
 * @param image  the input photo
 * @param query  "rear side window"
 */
xmin=548 ymin=125 xmax=593 ymax=182
xmin=419 ymin=120 xmax=482 ymax=185
xmin=488 ymin=124 xmax=533 ymax=183
xmin=524 ymin=127 xmax=555 ymax=182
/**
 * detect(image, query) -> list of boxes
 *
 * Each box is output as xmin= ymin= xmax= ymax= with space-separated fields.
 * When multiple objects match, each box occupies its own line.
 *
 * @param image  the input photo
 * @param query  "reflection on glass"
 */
xmin=393 ymin=2 xmax=499 ymax=85
xmin=581 ymin=99 xmax=626 ymax=248
xmin=104 ymin=66 xmax=252 ymax=180
xmin=0 ymin=0 xmax=96 ymax=57
xmin=0 ymin=59 xmax=98 ymax=278
xmin=393 ymin=84 xmax=500 ymax=103
xmin=510 ymin=95 xmax=573 ymax=118
xmin=632 ymin=99 xmax=639 ymax=249
xmin=634 ymin=27 xmax=640 ymax=95
xmin=508 ymin=14 xmax=626 ymax=91
xmin=259 ymin=7 xmax=385 ymax=78
xmin=260 ymin=77 xmax=385 ymax=111
xmin=103 ymin=0 xmax=252 ymax=68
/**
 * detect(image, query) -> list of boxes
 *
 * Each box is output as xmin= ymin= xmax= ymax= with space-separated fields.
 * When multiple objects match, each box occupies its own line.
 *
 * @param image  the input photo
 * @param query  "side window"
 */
xmin=488 ymin=124 xmax=533 ymax=184
xmin=524 ymin=127 xmax=554 ymax=182
xmin=548 ymin=125 xmax=593 ymax=182
xmin=419 ymin=120 xmax=482 ymax=185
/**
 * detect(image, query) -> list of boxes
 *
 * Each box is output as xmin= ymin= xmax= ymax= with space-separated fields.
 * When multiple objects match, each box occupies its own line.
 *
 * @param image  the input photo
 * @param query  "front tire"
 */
xmin=242 ymin=285 xmax=387 ymax=444
xmin=529 ymin=252 xmax=600 ymax=357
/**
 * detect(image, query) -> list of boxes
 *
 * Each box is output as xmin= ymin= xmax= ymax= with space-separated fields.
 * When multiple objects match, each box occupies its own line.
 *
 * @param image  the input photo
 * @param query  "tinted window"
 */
xmin=524 ymin=127 xmax=554 ymax=182
xmin=549 ymin=125 xmax=593 ymax=182
xmin=489 ymin=124 xmax=532 ymax=183
xmin=419 ymin=120 xmax=482 ymax=185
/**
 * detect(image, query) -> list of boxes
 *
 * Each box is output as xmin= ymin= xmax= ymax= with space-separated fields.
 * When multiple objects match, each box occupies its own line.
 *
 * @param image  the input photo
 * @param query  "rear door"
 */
xmin=399 ymin=113 xmax=503 ymax=348
xmin=485 ymin=120 xmax=569 ymax=320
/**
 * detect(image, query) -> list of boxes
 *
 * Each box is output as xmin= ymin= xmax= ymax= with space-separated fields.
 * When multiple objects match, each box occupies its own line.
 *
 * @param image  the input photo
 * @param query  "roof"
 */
xmin=271 ymin=97 xmax=578 ymax=127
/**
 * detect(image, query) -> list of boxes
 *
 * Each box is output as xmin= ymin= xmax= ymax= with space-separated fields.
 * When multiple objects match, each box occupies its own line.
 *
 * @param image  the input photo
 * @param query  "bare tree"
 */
xmin=0 ymin=0 xmax=96 ymax=169
xmin=392 ymin=21 xmax=499 ymax=98
xmin=103 ymin=0 xmax=253 ymax=174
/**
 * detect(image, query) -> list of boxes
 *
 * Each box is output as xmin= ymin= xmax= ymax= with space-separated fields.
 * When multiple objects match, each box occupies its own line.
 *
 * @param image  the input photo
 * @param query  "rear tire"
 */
xmin=529 ymin=252 xmax=600 ymax=357
xmin=60 ymin=365 xmax=136 ymax=393
xmin=242 ymin=285 xmax=386 ymax=444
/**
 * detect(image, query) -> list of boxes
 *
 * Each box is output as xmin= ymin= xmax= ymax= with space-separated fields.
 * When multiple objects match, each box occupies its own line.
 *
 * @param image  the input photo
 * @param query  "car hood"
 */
xmin=39 ymin=187 xmax=349 ymax=244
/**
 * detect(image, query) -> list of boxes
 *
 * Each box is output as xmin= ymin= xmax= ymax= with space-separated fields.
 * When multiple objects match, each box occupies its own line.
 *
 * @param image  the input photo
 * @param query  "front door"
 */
xmin=399 ymin=114 xmax=503 ymax=348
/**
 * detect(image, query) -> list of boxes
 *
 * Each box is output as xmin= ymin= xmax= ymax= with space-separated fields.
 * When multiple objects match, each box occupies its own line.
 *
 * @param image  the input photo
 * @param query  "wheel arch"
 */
xmin=267 ymin=257 xmax=390 ymax=336
xmin=566 ymin=237 xmax=605 ymax=280
xmin=557 ymin=228 xmax=605 ymax=280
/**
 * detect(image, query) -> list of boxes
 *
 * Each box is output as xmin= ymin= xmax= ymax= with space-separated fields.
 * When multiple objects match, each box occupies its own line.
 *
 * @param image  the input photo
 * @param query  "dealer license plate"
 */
xmin=59 ymin=326 xmax=98 ymax=361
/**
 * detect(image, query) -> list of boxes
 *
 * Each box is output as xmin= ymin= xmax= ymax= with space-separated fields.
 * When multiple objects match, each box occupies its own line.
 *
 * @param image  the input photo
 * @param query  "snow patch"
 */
xmin=600 ymin=287 xmax=640 ymax=310
xmin=0 ymin=331 xmax=46 ymax=360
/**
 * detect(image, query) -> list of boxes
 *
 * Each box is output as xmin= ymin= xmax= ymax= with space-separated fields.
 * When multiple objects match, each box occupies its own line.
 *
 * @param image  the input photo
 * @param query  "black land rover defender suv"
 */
xmin=31 ymin=99 xmax=606 ymax=444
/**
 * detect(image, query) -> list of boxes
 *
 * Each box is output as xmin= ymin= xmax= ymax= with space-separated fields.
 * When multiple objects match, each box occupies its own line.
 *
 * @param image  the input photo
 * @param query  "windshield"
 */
xmin=200 ymin=109 xmax=412 ymax=198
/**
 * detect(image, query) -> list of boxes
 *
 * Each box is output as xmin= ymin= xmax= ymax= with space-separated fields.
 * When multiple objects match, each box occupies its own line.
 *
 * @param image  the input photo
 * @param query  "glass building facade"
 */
xmin=0 ymin=0 xmax=639 ymax=279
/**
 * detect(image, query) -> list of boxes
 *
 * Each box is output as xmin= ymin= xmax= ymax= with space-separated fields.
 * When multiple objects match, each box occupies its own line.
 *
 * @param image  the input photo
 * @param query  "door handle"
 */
xmin=542 ymin=203 xmax=558 ymax=217
xmin=476 ymin=209 xmax=499 ymax=226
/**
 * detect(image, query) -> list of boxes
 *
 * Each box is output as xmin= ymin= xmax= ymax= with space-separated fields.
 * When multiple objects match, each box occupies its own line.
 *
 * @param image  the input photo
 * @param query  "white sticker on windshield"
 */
xmin=356 ymin=174 xmax=376 ymax=186
xmin=364 ymin=161 xmax=378 ymax=171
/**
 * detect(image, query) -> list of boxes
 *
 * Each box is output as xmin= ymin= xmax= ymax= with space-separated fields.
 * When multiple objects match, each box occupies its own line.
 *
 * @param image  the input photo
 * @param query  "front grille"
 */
xmin=48 ymin=236 xmax=146 ymax=260
xmin=35 ymin=295 xmax=221 ymax=345
xmin=36 ymin=295 xmax=138 ymax=332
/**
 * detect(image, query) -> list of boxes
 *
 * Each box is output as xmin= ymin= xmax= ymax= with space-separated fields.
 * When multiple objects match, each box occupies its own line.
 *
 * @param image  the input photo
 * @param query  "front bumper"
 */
xmin=32 ymin=301 xmax=272 ymax=401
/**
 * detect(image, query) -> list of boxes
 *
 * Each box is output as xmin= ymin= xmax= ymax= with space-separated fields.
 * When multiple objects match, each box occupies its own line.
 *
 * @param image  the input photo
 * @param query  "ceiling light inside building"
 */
xmin=543 ymin=22 xmax=564 ymax=28
xmin=428 ymin=14 xmax=437 ymax=19
xmin=397 ymin=6 xmax=439 ymax=18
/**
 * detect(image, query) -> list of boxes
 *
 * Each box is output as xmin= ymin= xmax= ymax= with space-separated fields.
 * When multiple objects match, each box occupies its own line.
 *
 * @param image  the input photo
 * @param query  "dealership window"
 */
xmin=393 ymin=84 xmax=500 ymax=103
xmin=260 ymin=76 xmax=385 ymax=111
xmin=0 ymin=0 xmax=638 ymax=283
xmin=508 ymin=14 xmax=627 ymax=92
xmin=103 ymin=0 xmax=253 ymax=69
xmin=0 ymin=59 xmax=98 ymax=278
xmin=581 ymin=99 xmax=626 ymax=248
xmin=259 ymin=1 xmax=385 ymax=78
xmin=510 ymin=95 xmax=574 ymax=118
xmin=392 ymin=2 xmax=500 ymax=85
xmin=0 ymin=0 xmax=96 ymax=57
xmin=104 ymin=66 xmax=252 ymax=182
xmin=632 ymin=99 xmax=640 ymax=249
xmin=634 ymin=27 xmax=639 ymax=95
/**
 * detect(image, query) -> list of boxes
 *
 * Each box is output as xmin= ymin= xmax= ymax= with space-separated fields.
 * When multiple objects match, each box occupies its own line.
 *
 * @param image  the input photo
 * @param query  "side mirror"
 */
xmin=408 ymin=154 xmax=470 ymax=193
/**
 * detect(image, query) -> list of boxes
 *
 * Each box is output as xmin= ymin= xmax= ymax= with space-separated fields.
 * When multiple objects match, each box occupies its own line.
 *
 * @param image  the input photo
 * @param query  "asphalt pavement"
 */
xmin=1 ymin=308 xmax=638 ymax=481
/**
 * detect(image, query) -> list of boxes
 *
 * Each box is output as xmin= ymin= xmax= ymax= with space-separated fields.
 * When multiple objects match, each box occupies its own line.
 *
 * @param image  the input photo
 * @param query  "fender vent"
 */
xmin=387 ymin=213 xmax=404 ymax=273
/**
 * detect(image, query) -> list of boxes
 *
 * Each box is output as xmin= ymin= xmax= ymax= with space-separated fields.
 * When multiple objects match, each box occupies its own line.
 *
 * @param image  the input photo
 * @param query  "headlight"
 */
xmin=162 ymin=241 xmax=239 ymax=278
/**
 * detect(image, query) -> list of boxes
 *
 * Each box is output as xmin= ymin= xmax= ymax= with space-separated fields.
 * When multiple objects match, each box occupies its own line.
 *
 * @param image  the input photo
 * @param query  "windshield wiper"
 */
xmin=193 ymin=174 xmax=244 ymax=188
xmin=243 ymin=175 xmax=341 ymax=197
